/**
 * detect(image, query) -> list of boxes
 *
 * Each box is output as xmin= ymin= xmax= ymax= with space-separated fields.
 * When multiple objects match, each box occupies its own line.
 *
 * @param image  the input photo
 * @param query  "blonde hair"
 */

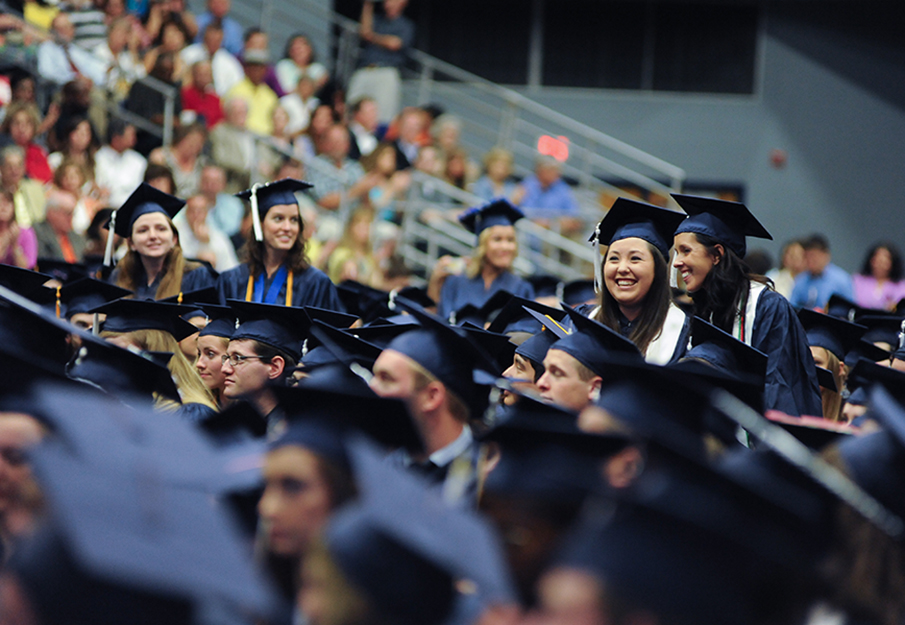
xmin=101 ymin=328 xmax=217 ymax=410
xmin=815 ymin=347 xmax=844 ymax=422
xmin=482 ymin=146 xmax=513 ymax=172
xmin=466 ymin=226 xmax=518 ymax=279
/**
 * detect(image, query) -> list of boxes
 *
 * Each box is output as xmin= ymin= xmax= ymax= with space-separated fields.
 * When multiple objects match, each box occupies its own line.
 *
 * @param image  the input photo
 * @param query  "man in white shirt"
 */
xmin=94 ymin=119 xmax=147 ymax=208
xmin=180 ymin=20 xmax=243 ymax=96
xmin=173 ymin=194 xmax=239 ymax=271
xmin=37 ymin=12 xmax=106 ymax=86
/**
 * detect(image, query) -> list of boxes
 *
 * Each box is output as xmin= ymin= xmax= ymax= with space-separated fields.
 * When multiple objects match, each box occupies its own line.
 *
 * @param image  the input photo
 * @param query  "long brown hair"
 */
xmin=594 ymin=241 xmax=670 ymax=355
xmin=114 ymin=214 xmax=200 ymax=299
xmin=241 ymin=213 xmax=310 ymax=278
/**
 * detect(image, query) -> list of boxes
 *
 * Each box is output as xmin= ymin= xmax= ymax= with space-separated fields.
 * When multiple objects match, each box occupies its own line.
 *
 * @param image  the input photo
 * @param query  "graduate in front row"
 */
xmin=217 ymin=179 xmax=342 ymax=310
xmin=671 ymin=193 xmax=822 ymax=417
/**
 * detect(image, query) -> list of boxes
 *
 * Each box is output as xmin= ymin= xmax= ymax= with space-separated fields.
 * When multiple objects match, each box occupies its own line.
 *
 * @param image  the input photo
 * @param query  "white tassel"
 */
xmin=669 ymin=249 xmax=679 ymax=289
xmin=592 ymin=224 xmax=602 ymax=295
xmin=103 ymin=209 xmax=117 ymax=267
xmin=250 ymin=182 xmax=264 ymax=242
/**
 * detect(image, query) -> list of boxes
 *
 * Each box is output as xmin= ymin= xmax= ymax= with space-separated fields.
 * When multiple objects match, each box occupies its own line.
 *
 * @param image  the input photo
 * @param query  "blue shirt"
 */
xmin=789 ymin=263 xmax=853 ymax=310
xmin=518 ymin=175 xmax=579 ymax=215
xmin=358 ymin=14 xmax=414 ymax=69
xmin=194 ymin=12 xmax=244 ymax=58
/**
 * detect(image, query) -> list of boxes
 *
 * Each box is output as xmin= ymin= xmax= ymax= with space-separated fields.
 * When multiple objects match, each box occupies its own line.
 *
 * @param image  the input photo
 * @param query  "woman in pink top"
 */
xmin=853 ymin=241 xmax=905 ymax=311
xmin=0 ymin=190 xmax=37 ymax=269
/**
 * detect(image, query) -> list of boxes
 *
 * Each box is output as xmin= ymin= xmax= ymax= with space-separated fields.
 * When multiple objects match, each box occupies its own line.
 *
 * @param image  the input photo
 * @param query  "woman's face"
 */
xmin=289 ymin=37 xmax=312 ymax=65
xmin=350 ymin=216 xmax=370 ymax=246
xmin=376 ymin=147 xmax=396 ymax=175
xmin=105 ymin=0 xmax=125 ymax=18
xmin=487 ymin=158 xmax=511 ymax=182
xmin=871 ymin=247 xmax=893 ymax=280
xmin=130 ymin=212 xmax=176 ymax=259
xmin=673 ymin=232 xmax=718 ymax=294
xmin=195 ymin=334 xmax=228 ymax=392
xmin=272 ymin=107 xmax=289 ymax=135
xmin=179 ymin=130 xmax=206 ymax=158
xmin=59 ymin=164 xmax=84 ymax=193
xmin=69 ymin=121 xmax=92 ymax=152
xmin=9 ymin=111 xmax=34 ymax=146
xmin=262 ymin=204 xmax=301 ymax=253
xmin=604 ymin=237 xmax=657 ymax=316
xmin=310 ymin=106 xmax=333 ymax=135
xmin=0 ymin=195 xmax=14 ymax=223
xmin=162 ymin=23 xmax=186 ymax=51
xmin=483 ymin=225 xmax=517 ymax=271
xmin=12 ymin=79 xmax=35 ymax=103
xmin=258 ymin=446 xmax=335 ymax=556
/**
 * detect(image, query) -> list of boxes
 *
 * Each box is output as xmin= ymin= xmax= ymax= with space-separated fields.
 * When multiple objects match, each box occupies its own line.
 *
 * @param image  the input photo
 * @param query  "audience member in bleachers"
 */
xmin=101 ymin=0 xmax=152 ymax=49
xmin=124 ymin=51 xmax=182 ymax=155
xmin=241 ymin=27 xmax=284 ymax=97
xmin=409 ymin=144 xmax=446 ymax=204
xmin=0 ymin=145 xmax=45 ymax=228
xmin=91 ymin=16 xmax=145 ymax=103
xmin=199 ymin=163 xmax=243 ymax=237
xmin=47 ymin=114 xmax=97 ymax=178
xmin=471 ymin=147 xmax=518 ymax=203
xmin=346 ymin=96 xmax=379 ymax=160
xmin=4 ymin=74 xmax=58 ymax=138
xmin=51 ymin=157 xmax=104 ymax=234
xmin=295 ymin=103 xmax=335 ymax=162
xmin=180 ymin=20 xmax=243 ymax=97
xmin=50 ymin=77 xmax=101 ymax=153
xmin=258 ymin=105 xmax=300 ymax=180
xmin=143 ymin=0 xmax=197 ymax=46
xmin=347 ymin=0 xmax=413 ymax=125
xmin=306 ymin=124 xmax=371 ymax=212
xmin=148 ymin=121 xmax=208 ymax=198
xmin=389 ymin=106 xmax=426 ymax=170
xmin=766 ymin=239 xmax=805 ymax=300
xmin=326 ymin=206 xmax=377 ymax=285
xmin=514 ymin=155 xmax=582 ymax=238
xmin=59 ymin=0 xmax=107 ymax=52
xmin=142 ymin=16 xmax=191 ymax=83
xmin=36 ymin=12 xmax=106 ymax=87
xmin=193 ymin=0 xmax=242 ymax=57
xmin=279 ymin=75 xmax=319 ymax=137
xmin=225 ymin=48 xmax=277 ymax=136
xmin=143 ymin=161 xmax=176 ymax=193
xmin=790 ymin=233 xmax=853 ymax=311
xmin=275 ymin=33 xmax=328 ymax=97
xmin=173 ymin=193 xmax=238 ymax=271
xmin=180 ymin=60 xmax=224 ymax=129
xmin=32 ymin=188 xmax=86 ymax=262
xmin=94 ymin=117 xmax=147 ymax=208
xmin=361 ymin=142 xmax=409 ymax=222
xmin=853 ymin=241 xmax=905 ymax=311
xmin=442 ymin=146 xmax=473 ymax=193
xmin=0 ymin=101 xmax=53 ymax=184
xmin=0 ymin=187 xmax=37 ymax=268
xmin=210 ymin=96 xmax=254 ymax=192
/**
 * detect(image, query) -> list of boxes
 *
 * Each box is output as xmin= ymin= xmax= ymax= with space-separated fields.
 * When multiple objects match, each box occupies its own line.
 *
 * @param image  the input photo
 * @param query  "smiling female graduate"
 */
xmin=216 ymin=179 xmax=342 ymax=311
xmin=106 ymin=183 xmax=218 ymax=300
xmin=671 ymin=194 xmax=821 ymax=417
xmin=587 ymin=197 xmax=690 ymax=364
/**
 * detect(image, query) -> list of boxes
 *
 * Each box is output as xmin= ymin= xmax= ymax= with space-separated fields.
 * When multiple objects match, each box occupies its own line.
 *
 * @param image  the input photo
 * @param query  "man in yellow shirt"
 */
xmin=224 ymin=48 xmax=277 ymax=136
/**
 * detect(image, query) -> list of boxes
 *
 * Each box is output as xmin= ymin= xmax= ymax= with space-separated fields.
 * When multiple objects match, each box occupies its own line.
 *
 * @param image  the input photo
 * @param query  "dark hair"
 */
xmin=203 ymin=18 xmax=223 ymax=34
xmin=594 ymin=241 xmax=671 ymax=355
xmin=689 ymin=233 xmax=771 ymax=334
xmin=744 ymin=249 xmax=773 ymax=276
xmin=240 ymin=209 xmax=310 ymax=278
xmin=156 ymin=14 xmax=192 ymax=47
xmin=284 ymin=32 xmax=316 ymax=63
xmin=860 ymin=242 xmax=904 ymax=282
xmin=243 ymin=26 xmax=264 ymax=44
xmin=172 ymin=121 xmax=208 ymax=146
xmin=143 ymin=163 xmax=176 ymax=193
xmin=250 ymin=339 xmax=298 ymax=374
xmin=106 ymin=117 xmax=131 ymax=143
xmin=801 ymin=233 xmax=830 ymax=252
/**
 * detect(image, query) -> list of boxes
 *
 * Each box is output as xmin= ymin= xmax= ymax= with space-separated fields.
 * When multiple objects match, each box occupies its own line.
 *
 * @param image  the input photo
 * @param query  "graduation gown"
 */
xmin=578 ymin=302 xmax=691 ymax=365
xmin=749 ymin=285 xmax=823 ymax=417
xmin=216 ymin=262 xmax=343 ymax=311
xmin=108 ymin=263 xmax=218 ymax=300
xmin=437 ymin=271 xmax=534 ymax=321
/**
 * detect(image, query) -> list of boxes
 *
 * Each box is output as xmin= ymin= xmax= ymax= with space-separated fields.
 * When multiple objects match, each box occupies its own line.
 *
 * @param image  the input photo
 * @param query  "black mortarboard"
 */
xmin=24 ymin=437 xmax=276 ymax=618
xmin=527 ymin=275 xmax=562 ymax=300
xmin=685 ymin=316 xmax=768 ymax=380
xmin=846 ymin=358 xmax=905 ymax=405
xmin=66 ymin=340 xmax=181 ymax=404
xmin=671 ymin=194 xmax=772 ymax=258
xmin=458 ymin=198 xmax=524 ymax=237
xmin=271 ymin=384 xmax=423 ymax=455
xmin=307 ymin=319 xmax=383 ymax=370
xmin=343 ymin=322 xmax=418 ymax=349
xmin=825 ymin=294 xmax=863 ymax=321
xmin=551 ymin=305 xmax=643 ymax=376
xmin=35 ymin=258 xmax=90 ymax=282
xmin=227 ymin=300 xmax=312 ymax=359
xmin=513 ymin=330 xmax=558 ymax=375
xmin=0 ymin=285 xmax=85 ymax=372
xmin=106 ymin=183 xmax=185 ymax=239
xmin=764 ymin=412 xmax=853 ymax=451
xmin=337 ymin=281 xmax=391 ymax=323
xmin=91 ymin=298 xmax=201 ymax=342
xmin=196 ymin=304 xmax=238 ymax=339
xmin=798 ymin=308 xmax=867 ymax=360
xmin=855 ymin=314 xmax=903 ymax=347
xmin=591 ymin=197 xmax=686 ymax=259
xmin=844 ymin=339 xmax=891 ymax=370
xmin=460 ymin=322 xmax=516 ymax=373
xmin=450 ymin=289 xmax=514 ymax=326
xmin=0 ymin=264 xmax=54 ymax=300
xmin=486 ymin=295 xmax=565 ymax=335
xmin=235 ymin=178 xmax=312 ymax=242
xmin=198 ymin=400 xmax=268 ymax=445
xmin=304 ymin=305 xmax=359 ymax=330
xmin=395 ymin=286 xmax=435 ymax=309
xmin=326 ymin=437 xmax=517 ymax=625
xmin=384 ymin=298 xmax=498 ymax=407
xmin=57 ymin=277 xmax=133 ymax=319
xmin=815 ymin=366 xmax=837 ymax=392
xmin=160 ymin=286 xmax=220 ymax=306
xmin=561 ymin=279 xmax=596 ymax=307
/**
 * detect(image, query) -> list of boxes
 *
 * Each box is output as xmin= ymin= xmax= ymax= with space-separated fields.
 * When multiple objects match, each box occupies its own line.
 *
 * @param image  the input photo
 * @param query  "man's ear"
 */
xmin=588 ymin=376 xmax=603 ymax=402
xmin=268 ymin=355 xmax=286 ymax=380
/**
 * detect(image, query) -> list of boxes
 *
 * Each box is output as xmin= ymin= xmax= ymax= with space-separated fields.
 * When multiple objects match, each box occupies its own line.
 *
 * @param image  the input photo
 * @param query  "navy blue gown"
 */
xmin=217 ymin=263 xmax=343 ymax=311
xmin=108 ymin=263 xmax=218 ymax=300
xmin=437 ymin=272 xmax=534 ymax=321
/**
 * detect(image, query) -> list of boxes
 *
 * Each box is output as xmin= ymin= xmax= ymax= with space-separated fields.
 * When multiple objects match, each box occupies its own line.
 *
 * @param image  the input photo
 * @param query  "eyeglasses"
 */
xmin=221 ymin=354 xmax=268 ymax=367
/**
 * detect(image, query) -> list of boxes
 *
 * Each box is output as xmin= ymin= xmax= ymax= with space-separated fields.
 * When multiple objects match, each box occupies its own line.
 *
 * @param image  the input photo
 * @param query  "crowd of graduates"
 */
xmin=2 ymin=173 xmax=905 ymax=625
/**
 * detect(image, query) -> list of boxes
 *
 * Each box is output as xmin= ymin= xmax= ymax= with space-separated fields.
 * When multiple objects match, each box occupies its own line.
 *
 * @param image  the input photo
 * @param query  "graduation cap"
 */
xmin=325 ymin=437 xmax=517 ymax=625
xmin=235 ymin=178 xmax=312 ymax=242
xmin=449 ymin=289 xmax=514 ymax=326
xmin=271 ymin=384 xmax=423 ymax=455
xmin=35 ymin=258 xmax=90 ymax=282
xmin=56 ymin=277 xmax=133 ymax=319
xmin=343 ymin=321 xmax=419 ymax=349
xmin=671 ymin=193 xmax=772 ymax=258
xmin=21 ymin=436 xmax=276 ymax=619
xmin=798 ymin=308 xmax=867 ymax=361
xmin=196 ymin=304 xmax=238 ymax=339
xmin=91 ymin=298 xmax=201 ymax=342
xmin=394 ymin=286 xmax=435 ymax=309
xmin=0 ymin=264 xmax=55 ymax=302
xmin=457 ymin=198 xmax=524 ymax=237
xmin=198 ymin=400 xmax=268 ymax=445
xmin=846 ymin=358 xmax=905 ymax=405
xmin=825 ymin=294 xmax=863 ymax=321
xmin=459 ymin=322 xmax=516 ymax=373
xmin=160 ymin=286 xmax=221 ymax=307
xmin=844 ymin=339 xmax=891 ymax=370
xmin=384 ymin=297 xmax=499 ymax=408
xmin=685 ymin=316 xmax=768 ymax=380
xmin=815 ymin=366 xmax=837 ymax=392
xmin=855 ymin=314 xmax=904 ymax=348
xmin=513 ymin=330 xmax=559 ymax=377
xmin=227 ymin=300 xmax=311 ymax=360
xmin=527 ymin=275 xmax=562 ymax=301
xmin=307 ymin=319 xmax=384 ymax=370
xmin=66 ymin=340 xmax=181 ymax=404
xmin=485 ymin=295 xmax=564 ymax=335
xmin=551 ymin=305 xmax=643 ymax=376
xmin=105 ymin=183 xmax=185 ymax=239
xmin=591 ymin=197 xmax=686 ymax=259
xmin=561 ymin=279 xmax=596 ymax=307
xmin=764 ymin=411 xmax=854 ymax=451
